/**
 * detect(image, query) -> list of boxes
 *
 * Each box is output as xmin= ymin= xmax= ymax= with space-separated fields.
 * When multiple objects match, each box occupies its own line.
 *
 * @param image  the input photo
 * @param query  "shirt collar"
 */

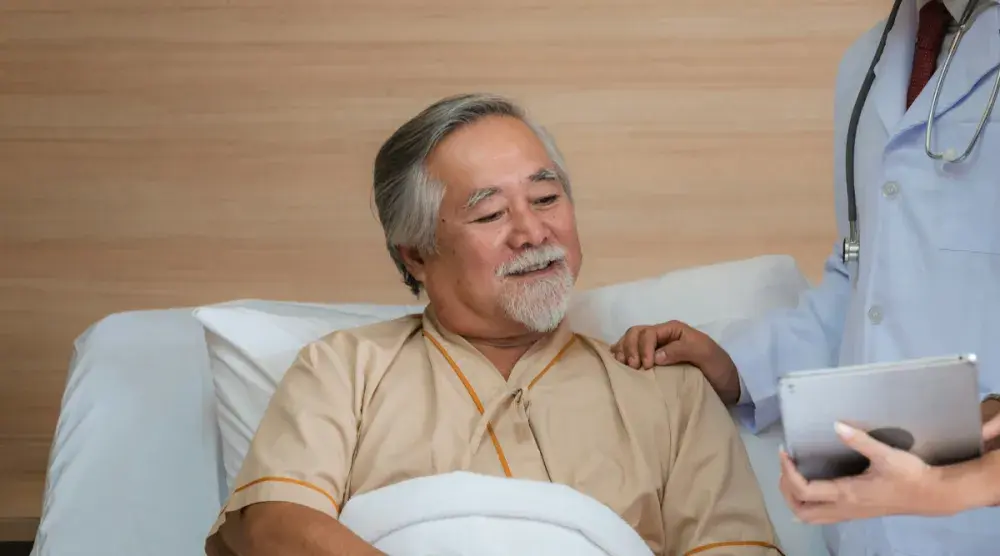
xmin=421 ymin=305 xmax=575 ymax=377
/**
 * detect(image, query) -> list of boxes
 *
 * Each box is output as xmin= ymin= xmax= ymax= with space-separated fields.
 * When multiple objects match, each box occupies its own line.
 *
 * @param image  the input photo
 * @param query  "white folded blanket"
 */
xmin=339 ymin=471 xmax=655 ymax=556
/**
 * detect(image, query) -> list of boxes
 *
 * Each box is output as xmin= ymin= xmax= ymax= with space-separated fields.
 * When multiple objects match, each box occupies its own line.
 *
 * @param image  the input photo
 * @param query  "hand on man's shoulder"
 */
xmin=609 ymin=320 xmax=742 ymax=405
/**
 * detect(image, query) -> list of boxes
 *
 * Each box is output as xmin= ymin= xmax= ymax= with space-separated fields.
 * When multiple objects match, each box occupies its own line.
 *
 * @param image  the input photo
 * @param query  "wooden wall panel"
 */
xmin=0 ymin=0 xmax=890 ymax=539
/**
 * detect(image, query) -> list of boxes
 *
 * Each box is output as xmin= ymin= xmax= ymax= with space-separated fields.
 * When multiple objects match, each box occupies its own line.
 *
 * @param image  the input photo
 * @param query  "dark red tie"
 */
xmin=906 ymin=1 xmax=953 ymax=108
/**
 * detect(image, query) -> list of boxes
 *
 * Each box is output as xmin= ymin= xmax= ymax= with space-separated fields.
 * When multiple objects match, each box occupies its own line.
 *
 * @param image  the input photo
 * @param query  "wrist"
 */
xmin=717 ymin=368 xmax=741 ymax=406
xmin=922 ymin=465 xmax=966 ymax=515
xmin=931 ymin=452 xmax=1000 ymax=514
xmin=715 ymin=357 xmax=741 ymax=406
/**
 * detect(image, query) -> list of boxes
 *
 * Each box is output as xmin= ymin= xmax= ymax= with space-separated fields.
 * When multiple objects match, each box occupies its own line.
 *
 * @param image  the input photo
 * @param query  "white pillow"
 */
xmin=193 ymin=300 xmax=424 ymax=485
xmin=566 ymin=255 xmax=810 ymax=343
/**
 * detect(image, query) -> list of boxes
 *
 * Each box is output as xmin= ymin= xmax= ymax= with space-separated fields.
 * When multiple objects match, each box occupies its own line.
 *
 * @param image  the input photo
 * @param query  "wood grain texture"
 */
xmin=0 ymin=0 xmax=890 ymax=539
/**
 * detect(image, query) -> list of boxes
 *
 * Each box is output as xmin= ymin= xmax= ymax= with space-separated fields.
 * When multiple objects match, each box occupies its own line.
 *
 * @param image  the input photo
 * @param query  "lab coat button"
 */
xmin=882 ymin=181 xmax=900 ymax=198
xmin=868 ymin=305 xmax=883 ymax=324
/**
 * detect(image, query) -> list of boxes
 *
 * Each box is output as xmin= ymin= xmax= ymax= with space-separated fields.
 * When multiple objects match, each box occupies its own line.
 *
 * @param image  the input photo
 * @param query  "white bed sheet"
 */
xmin=339 ymin=471 xmax=655 ymax=556
xmin=30 ymin=309 xmax=224 ymax=556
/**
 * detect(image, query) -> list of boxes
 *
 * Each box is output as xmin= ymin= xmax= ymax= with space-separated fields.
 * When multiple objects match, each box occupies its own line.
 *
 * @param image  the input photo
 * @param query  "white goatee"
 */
xmin=496 ymin=244 xmax=574 ymax=332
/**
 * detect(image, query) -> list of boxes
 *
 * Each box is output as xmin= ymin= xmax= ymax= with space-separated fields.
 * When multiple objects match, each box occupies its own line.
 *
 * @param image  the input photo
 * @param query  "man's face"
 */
xmin=405 ymin=115 xmax=583 ymax=334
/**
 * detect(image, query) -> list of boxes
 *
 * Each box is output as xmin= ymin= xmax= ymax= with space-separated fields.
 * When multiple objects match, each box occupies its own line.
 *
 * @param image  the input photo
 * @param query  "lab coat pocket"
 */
xmin=934 ymin=179 xmax=1000 ymax=256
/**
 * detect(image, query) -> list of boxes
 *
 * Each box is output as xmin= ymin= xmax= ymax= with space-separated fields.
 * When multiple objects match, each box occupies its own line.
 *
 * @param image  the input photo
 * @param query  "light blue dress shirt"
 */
xmin=723 ymin=1 xmax=1000 ymax=555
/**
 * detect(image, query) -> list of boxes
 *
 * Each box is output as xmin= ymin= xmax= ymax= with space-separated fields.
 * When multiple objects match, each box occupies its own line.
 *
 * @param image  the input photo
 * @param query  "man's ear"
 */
xmin=397 ymin=245 xmax=428 ymax=283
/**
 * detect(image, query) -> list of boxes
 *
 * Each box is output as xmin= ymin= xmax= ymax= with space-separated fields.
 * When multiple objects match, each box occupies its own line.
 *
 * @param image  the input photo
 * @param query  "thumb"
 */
xmin=834 ymin=422 xmax=895 ymax=465
xmin=984 ymin=413 xmax=1000 ymax=443
xmin=654 ymin=340 xmax=693 ymax=366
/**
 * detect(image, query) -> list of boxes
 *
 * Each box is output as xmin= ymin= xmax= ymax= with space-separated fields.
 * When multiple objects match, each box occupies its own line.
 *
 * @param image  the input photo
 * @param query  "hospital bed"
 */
xmin=28 ymin=255 xmax=832 ymax=556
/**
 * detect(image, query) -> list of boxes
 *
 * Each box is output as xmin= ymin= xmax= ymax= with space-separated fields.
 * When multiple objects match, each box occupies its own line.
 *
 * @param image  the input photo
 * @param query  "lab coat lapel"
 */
xmin=872 ymin=0 xmax=918 ymax=136
xmin=897 ymin=3 xmax=1000 ymax=134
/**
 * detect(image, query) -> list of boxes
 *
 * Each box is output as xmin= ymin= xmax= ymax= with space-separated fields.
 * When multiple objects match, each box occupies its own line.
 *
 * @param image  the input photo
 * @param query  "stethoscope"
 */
xmin=841 ymin=0 xmax=1000 ymax=268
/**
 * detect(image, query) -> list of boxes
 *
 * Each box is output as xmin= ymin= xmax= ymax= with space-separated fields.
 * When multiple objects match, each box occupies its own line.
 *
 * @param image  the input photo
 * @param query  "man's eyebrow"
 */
xmin=464 ymin=186 xmax=499 ymax=210
xmin=529 ymin=168 xmax=559 ymax=182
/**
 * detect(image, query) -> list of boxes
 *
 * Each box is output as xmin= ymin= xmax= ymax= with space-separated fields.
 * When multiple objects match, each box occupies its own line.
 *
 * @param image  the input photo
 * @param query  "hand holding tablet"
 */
xmin=777 ymin=354 xmax=984 ymax=481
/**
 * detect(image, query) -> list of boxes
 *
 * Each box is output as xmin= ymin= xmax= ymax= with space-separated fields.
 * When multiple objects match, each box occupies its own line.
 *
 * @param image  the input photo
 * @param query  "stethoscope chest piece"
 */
xmin=842 ymin=218 xmax=861 ymax=265
xmin=842 ymin=237 xmax=860 ymax=264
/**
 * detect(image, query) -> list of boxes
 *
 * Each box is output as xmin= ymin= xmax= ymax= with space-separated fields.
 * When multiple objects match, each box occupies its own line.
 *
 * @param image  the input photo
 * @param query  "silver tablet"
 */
xmin=778 ymin=354 xmax=984 ymax=481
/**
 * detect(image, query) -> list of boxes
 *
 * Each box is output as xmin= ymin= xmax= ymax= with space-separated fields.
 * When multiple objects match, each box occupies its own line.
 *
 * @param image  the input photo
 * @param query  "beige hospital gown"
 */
xmin=208 ymin=308 xmax=782 ymax=556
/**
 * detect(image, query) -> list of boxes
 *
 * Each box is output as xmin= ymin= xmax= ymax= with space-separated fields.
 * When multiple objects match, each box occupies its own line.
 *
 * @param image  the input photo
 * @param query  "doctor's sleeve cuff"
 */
xmin=722 ymin=333 xmax=781 ymax=434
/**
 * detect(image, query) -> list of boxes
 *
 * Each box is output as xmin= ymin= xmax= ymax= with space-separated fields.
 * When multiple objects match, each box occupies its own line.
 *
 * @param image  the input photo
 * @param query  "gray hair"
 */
xmin=372 ymin=93 xmax=572 ymax=296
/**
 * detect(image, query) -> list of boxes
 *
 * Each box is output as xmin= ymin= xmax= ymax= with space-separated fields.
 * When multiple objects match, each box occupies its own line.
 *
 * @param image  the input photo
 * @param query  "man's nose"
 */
xmin=509 ymin=207 xmax=548 ymax=247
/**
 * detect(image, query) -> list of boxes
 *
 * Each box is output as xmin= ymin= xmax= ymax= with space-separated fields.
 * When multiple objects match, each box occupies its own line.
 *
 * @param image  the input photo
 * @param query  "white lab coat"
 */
xmin=723 ymin=1 xmax=1000 ymax=555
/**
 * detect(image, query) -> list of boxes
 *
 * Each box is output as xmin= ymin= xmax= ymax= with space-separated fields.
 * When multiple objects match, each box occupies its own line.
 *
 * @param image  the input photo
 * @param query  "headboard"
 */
xmin=0 ymin=0 xmax=890 ymax=540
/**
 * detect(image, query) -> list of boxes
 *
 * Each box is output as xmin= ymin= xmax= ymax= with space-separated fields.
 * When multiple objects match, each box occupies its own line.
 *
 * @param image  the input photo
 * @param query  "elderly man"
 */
xmin=205 ymin=93 xmax=781 ymax=556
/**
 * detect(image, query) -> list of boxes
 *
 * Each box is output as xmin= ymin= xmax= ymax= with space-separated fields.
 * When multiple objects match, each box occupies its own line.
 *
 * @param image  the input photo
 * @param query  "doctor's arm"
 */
xmin=719 ymin=245 xmax=852 ymax=431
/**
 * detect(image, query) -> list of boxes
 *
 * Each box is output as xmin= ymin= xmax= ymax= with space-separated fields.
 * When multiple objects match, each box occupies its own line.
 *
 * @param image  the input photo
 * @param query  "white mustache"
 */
xmin=497 ymin=245 xmax=567 ymax=277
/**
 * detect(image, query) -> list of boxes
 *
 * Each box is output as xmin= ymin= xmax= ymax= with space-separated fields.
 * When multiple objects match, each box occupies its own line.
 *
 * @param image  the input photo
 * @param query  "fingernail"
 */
xmin=778 ymin=443 xmax=786 ymax=455
xmin=835 ymin=421 xmax=854 ymax=437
